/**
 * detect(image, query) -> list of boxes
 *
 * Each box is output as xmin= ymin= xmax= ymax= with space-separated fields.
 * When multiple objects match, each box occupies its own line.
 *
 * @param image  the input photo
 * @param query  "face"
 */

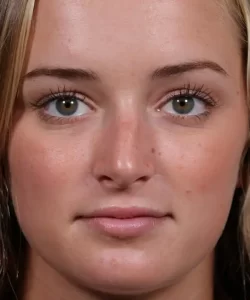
xmin=9 ymin=0 xmax=248 ymax=297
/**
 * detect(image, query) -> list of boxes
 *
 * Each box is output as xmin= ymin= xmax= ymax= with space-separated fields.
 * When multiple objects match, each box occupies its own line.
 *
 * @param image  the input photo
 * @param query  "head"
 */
xmin=0 ymin=0 xmax=250 ymax=299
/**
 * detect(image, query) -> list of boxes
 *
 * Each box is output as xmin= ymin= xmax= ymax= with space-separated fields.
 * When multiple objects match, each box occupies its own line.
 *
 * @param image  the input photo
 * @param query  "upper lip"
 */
xmin=82 ymin=207 xmax=168 ymax=219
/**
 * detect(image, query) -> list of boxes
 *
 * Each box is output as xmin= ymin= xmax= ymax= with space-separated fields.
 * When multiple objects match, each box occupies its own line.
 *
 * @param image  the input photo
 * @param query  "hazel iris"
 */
xmin=172 ymin=97 xmax=195 ymax=114
xmin=56 ymin=98 xmax=78 ymax=116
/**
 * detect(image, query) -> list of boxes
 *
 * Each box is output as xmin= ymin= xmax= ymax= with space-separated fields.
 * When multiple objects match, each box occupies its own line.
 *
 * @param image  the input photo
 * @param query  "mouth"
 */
xmin=76 ymin=207 xmax=173 ymax=239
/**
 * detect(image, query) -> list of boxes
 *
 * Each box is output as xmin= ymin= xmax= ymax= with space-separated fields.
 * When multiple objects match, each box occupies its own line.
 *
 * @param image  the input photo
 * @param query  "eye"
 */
xmin=44 ymin=94 xmax=92 ymax=117
xmin=161 ymin=95 xmax=206 ymax=116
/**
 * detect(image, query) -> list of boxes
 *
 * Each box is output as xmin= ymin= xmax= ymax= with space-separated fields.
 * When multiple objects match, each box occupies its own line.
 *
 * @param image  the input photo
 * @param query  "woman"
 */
xmin=0 ymin=0 xmax=250 ymax=299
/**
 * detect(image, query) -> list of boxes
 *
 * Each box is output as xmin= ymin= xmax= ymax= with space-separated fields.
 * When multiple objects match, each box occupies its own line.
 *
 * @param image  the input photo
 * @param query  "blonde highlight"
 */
xmin=0 ymin=0 xmax=35 ymax=297
xmin=0 ymin=0 xmax=250 ymax=299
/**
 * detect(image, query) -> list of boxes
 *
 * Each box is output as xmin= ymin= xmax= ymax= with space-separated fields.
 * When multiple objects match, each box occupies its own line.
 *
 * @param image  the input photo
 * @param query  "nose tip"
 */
xmin=93 ymin=146 xmax=155 ymax=191
xmin=97 ymin=164 xmax=152 ymax=191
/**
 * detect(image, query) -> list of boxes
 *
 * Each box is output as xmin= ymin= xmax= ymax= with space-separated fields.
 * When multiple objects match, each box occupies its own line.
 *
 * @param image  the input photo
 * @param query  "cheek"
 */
xmin=8 ymin=121 xmax=94 ymax=231
xmin=156 ymin=127 xmax=245 ymax=250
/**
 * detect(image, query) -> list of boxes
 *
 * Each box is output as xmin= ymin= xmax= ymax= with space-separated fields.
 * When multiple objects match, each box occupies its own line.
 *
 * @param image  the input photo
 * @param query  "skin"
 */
xmin=8 ymin=0 xmax=248 ymax=299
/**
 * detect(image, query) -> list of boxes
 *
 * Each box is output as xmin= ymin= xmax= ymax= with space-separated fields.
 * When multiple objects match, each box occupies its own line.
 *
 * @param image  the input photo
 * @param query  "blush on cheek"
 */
xmin=8 ymin=124 xmax=85 ymax=226
xmin=164 ymin=134 xmax=243 ymax=250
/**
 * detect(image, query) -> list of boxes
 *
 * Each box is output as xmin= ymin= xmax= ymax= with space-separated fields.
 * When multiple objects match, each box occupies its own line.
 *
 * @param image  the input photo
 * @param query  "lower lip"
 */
xmin=84 ymin=217 xmax=165 ymax=238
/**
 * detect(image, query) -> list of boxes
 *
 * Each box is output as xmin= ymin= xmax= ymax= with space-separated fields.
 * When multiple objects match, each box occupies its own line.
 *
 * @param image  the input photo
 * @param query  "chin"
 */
xmin=83 ymin=274 xmax=167 ymax=297
xmin=69 ymin=259 xmax=174 ymax=297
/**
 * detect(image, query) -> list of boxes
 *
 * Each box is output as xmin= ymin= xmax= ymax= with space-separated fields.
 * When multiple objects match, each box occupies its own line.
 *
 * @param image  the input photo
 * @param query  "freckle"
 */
xmin=186 ymin=190 xmax=192 ymax=195
xmin=111 ymin=257 xmax=118 ymax=267
xmin=158 ymin=152 xmax=162 ymax=156
xmin=151 ymin=148 xmax=155 ymax=154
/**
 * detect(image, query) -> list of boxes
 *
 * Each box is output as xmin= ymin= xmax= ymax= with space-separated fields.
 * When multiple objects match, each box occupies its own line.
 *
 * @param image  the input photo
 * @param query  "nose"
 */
xmin=92 ymin=114 xmax=155 ymax=191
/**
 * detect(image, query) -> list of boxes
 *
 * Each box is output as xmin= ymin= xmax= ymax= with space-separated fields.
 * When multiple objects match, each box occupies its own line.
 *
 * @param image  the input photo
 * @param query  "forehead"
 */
xmin=28 ymin=0 xmax=240 ymax=77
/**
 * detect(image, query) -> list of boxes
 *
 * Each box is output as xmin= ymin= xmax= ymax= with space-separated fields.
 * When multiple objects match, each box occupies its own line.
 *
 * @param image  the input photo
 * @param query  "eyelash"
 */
xmin=29 ymin=87 xmax=92 ymax=123
xmin=29 ymin=84 xmax=217 ymax=124
xmin=30 ymin=87 xmax=84 ymax=109
xmin=157 ymin=83 xmax=217 ymax=121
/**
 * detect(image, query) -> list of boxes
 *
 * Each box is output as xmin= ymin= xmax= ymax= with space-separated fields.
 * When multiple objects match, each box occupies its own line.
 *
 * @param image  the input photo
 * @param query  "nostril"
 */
xmin=98 ymin=175 xmax=113 ymax=183
xmin=98 ymin=175 xmax=125 ymax=190
xmin=98 ymin=175 xmax=149 ymax=186
xmin=137 ymin=176 xmax=149 ymax=182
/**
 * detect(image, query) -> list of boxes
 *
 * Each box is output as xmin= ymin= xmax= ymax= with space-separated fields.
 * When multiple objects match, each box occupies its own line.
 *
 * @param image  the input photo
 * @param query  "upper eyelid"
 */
xmin=172 ymin=89 xmax=213 ymax=101
xmin=42 ymin=91 xmax=84 ymax=101
xmin=36 ymin=91 xmax=88 ymax=106
xmin=172 ymin=84 xmax=212 ymax=96
xmin=28 ymin=90 xmax=97 ymax=112
xmin=160 ymin=86 xmax=216 ymax=105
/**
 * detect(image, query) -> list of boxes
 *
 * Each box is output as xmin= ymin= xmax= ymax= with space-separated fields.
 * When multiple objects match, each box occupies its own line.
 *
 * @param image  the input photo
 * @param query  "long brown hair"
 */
xmin=0 ymin=1 xmax=250 ymax=299
xmin=0 ymin=0 xmax=34 ymax=298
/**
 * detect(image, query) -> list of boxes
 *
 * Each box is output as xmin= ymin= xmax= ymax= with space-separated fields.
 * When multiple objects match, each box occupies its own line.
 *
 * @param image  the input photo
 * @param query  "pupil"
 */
xmin=56 ymin=98 xmax=78 ymax=116
xmin=179 ymin=99 xmax=186 ymax=106
xmin=173 ymin=97 xmax=194 ymax=114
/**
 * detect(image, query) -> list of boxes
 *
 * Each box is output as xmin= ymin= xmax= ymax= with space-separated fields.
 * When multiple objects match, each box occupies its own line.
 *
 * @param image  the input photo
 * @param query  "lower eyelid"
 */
xmin=164 ymin=111 xmax=212 ymax=126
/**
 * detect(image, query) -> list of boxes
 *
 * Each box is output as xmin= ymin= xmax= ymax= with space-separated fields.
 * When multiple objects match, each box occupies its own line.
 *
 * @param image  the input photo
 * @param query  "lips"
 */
xmin=77 ymin=207 xmax=171 ymax=239
xmin=83 ymin=207 xmax=168 ymax=219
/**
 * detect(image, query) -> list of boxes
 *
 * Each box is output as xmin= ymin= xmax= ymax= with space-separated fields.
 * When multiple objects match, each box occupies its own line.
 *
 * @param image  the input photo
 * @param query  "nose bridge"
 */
xmin=107 ymin=112 xmax=150 ymax=172
xmin=115 ymin=115 xmax=140 ymax=160
xmin=93 ymin=108 xmax=155 ymax=187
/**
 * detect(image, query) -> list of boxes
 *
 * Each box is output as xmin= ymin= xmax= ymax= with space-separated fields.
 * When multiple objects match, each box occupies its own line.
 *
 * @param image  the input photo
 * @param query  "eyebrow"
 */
xmin=151 ymin=60 xmax=228 ymax=79
xmin=23 ymin=67 xmax=100 ymax=81
xmin=23 ymin=60 xmax=228 ymax=83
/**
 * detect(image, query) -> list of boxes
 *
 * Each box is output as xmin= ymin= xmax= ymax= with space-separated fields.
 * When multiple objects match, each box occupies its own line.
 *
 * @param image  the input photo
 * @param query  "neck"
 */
xmin=21 ymin=249 xmax=215 ymax=300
